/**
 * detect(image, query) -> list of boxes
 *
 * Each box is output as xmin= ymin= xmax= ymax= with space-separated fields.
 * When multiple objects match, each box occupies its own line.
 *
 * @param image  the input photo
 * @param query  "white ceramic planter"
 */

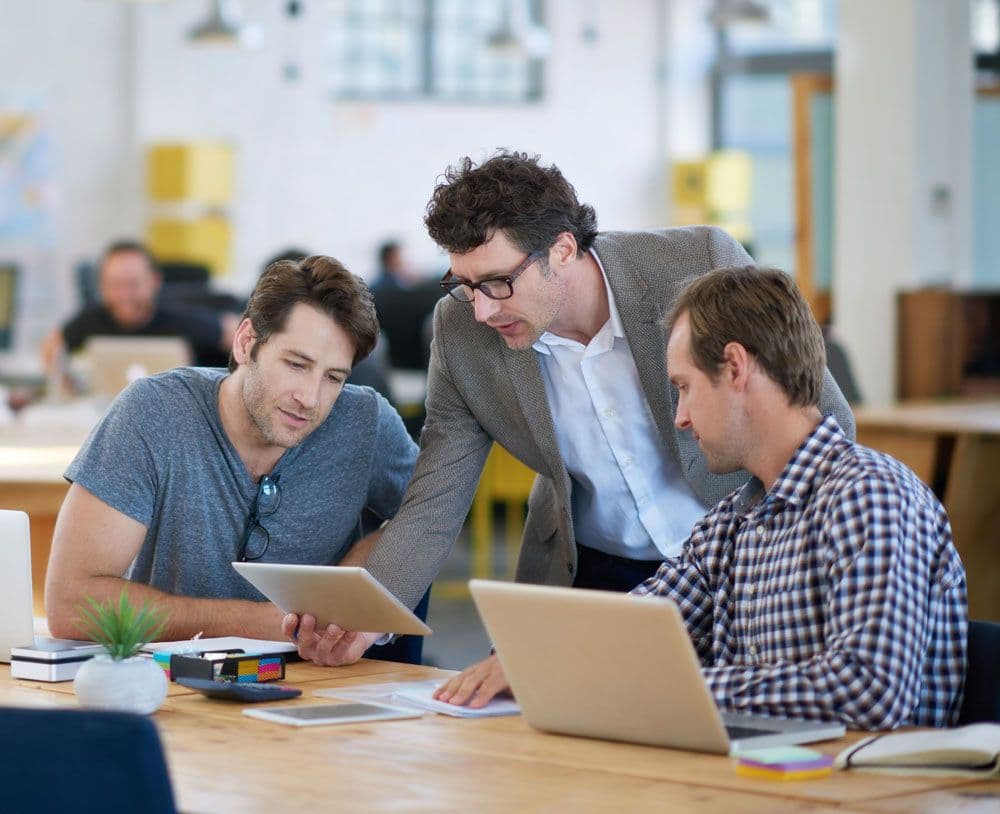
xmin=74 ymin=654 xmax=168 ymax=715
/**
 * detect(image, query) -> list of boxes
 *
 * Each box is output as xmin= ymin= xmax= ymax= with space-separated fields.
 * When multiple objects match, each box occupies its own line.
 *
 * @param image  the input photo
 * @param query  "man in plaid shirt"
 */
xmin=633 ymin=266 xmax=967 ymax=729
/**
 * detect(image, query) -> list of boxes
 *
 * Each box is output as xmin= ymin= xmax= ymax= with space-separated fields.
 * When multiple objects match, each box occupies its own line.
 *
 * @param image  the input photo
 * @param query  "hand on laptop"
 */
xmin=433 ymin=654 xmax=511 ymax=708
xmin=281 ymin=613 xmax=379 ymax=667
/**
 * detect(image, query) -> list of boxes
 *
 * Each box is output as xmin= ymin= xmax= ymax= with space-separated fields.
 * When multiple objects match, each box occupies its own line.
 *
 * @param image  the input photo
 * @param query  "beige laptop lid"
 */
xmin=471 ymin=580 xmax=847 ymax=753
xmin=82 ymin=336 xmax=191 ymax=398
xmin=0 ymin=510 xmax=36 ymax=662
xmin=470 ymin=579 xmax=732 ymax=753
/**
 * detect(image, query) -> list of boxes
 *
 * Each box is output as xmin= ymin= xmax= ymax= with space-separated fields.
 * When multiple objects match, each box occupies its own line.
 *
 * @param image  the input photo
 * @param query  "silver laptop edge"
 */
xmin=0 ymin=510 xmax=36 ymax=662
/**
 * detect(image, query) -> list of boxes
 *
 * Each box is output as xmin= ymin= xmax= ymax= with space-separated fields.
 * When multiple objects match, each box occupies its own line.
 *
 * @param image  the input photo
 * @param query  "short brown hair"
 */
xmin=424 ymin=149 xmax=598 ymax=256
xmin=230 ymin=255 xmax=378 ymax=371
xmin=666 ymin=266 xmax=826 ymax=407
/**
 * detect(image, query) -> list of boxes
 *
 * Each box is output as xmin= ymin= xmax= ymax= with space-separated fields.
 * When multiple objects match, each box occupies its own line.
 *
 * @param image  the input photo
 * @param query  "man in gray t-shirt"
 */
xmin=46 ymin=255 xmax=418 ymax=664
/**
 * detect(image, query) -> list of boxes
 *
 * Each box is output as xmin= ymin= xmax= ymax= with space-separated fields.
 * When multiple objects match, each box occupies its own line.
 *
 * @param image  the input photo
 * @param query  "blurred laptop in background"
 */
xmin=82 ymin=336 xmax=191 ymax=399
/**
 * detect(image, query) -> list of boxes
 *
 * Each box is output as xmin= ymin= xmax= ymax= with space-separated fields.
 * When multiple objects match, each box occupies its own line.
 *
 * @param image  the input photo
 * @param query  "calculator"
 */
xmin=176 ymin=677 xmax=302 ymax=702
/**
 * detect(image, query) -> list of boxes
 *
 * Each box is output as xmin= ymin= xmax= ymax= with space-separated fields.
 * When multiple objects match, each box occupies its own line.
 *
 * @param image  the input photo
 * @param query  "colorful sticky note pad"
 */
xmin=735 ymin=746 xmax=834 ymax=781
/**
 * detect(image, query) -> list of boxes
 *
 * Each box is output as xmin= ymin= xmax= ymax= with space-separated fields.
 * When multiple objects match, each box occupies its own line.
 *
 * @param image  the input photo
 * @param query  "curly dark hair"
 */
xmin=424 ymin=150 xmax=598 ymax=256
xmin=230 ymin=255 xmax=378 ymax=371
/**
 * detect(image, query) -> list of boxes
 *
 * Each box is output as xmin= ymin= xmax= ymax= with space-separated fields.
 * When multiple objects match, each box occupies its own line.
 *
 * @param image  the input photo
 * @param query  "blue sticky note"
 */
xmin=736 ymin=746 xmax=824 ymax=763
xmin=736 ymin=745 xmax=833 ymax=772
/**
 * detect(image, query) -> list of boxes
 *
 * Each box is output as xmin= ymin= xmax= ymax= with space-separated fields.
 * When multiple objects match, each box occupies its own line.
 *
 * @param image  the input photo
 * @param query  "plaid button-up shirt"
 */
xmin=633 ymin=415 xmax=967 ymax=730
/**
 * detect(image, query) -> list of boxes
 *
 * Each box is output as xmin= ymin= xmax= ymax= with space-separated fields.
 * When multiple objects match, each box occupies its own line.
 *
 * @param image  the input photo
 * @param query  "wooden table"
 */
xmin=855 ymin=400 xmax=1000 ymax=620
xmin=2 ymin=661 xmax=997 ymax=813
xmin=0 ymin=426 xmax=85 ymax=615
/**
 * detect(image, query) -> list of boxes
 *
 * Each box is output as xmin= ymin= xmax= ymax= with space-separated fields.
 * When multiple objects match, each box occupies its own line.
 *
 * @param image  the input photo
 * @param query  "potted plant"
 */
xmin=73 ymin=590 xmax=169 ymax=715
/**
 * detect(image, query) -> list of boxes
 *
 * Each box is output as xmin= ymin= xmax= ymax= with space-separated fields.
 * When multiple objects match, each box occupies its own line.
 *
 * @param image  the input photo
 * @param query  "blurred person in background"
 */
xmin=40 ymin=239 xmax=237 ymax=382
xmin=371 ymin=240 xmax=419 ymax=294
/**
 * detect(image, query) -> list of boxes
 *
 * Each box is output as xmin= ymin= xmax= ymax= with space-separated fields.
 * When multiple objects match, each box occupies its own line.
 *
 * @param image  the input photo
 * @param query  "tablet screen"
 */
xmin=243 ymin=702 xmax=422 ymax=727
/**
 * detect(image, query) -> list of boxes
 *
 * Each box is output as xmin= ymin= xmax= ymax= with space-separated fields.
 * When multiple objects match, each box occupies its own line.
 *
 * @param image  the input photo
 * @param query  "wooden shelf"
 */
xmin=897 ymin=289 xmax=1000 ymax=399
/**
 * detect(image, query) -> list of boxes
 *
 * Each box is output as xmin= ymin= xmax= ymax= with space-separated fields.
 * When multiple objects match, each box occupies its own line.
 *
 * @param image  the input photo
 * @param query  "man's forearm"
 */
xmin=703 ymin=646 xmax=917 ymax=730
xmin=340 ymin=528 xmax=384 ymax=567
xmin=47 ymin=575 xmax=286 ymax=642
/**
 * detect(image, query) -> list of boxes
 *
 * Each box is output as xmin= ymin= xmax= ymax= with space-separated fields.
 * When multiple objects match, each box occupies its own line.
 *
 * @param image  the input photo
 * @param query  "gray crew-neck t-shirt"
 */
xmin=65 ymin=367 xmax=418 ymax=601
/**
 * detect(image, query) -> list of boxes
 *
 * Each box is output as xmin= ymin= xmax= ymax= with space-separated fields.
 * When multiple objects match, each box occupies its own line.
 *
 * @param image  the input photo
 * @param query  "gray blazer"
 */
xmin=367 ymin=226 xmax=855 ymax=608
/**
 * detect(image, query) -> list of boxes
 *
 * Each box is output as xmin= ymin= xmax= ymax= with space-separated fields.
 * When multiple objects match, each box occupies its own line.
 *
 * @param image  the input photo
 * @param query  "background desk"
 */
xmin=2 ymin=660 xmax=997 ymax=813
xmin=0 ymin=426 xmax=85 ymax=614
xmin=2 ymin=400 xmax=996 ymax=624
xmin=855 ymin=400 xmax=1000 ymax=620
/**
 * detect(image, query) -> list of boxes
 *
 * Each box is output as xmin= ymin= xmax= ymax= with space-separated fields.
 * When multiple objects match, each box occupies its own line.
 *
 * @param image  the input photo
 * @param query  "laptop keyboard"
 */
xmin=725 ymin=724 xmax=780 ymax=740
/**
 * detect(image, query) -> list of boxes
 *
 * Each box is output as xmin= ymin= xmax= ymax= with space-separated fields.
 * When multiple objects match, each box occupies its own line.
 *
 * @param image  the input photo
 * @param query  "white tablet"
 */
xmin=231 ymin=563 xmax=432 ymax=636
xmin=242 ymin=702 xmax=423 ymax=727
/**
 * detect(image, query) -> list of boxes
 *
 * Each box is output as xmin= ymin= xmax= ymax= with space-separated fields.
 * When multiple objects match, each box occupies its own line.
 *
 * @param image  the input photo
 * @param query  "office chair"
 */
xmin=823 ymin=333 xmax=862 ymax=404
xmin=159 ymin=261 xmax=246 ymax=314
xmin=0 ymin=707 xmax=176 ymax=813
xmin=957 ymin=619 xmax=1000 ymax=725
xmin=373 ymin=280 xmax=443 ymax=371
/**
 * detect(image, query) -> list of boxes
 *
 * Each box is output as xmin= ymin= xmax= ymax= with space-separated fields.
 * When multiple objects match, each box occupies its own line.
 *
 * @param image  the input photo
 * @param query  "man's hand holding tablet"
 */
xmin=280 ymin=613 xmax=380 ymax=667
xmin=233 ymin=563 xmax=432 ymax=667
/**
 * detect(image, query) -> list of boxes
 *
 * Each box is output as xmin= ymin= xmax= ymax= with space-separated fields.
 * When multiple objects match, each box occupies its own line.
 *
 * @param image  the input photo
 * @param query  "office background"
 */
xmin=0 ymin=0 xmax=992 ymax=408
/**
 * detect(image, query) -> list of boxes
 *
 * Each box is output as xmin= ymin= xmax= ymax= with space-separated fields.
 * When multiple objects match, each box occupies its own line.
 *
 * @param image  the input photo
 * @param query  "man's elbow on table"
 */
xmin=44 ymin=581 xmax=88 ymax=640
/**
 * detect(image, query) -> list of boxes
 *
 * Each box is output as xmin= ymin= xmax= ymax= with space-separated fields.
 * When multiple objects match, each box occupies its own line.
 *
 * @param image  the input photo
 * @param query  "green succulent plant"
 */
xmin=77 ymin=590 xmax=168 ymax=661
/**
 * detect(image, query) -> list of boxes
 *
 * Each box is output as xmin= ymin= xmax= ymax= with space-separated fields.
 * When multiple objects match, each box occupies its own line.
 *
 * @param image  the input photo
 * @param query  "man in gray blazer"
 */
xmin=285 ymin=151 xmax=854 ymax=693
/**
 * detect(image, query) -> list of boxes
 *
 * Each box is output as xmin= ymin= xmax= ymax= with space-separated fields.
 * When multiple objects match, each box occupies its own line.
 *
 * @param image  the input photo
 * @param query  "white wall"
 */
xmin=834 ymin=0 xmax=972 ymax=406
xmin=133 ymin=0 xmax=670 ymax=290
xmin=663 ymin=0 xmax=714 ymax=158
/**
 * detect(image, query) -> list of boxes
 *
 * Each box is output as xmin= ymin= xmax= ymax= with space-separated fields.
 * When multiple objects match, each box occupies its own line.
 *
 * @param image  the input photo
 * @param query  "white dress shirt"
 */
xmin=532 ymin=252 xmax=706 ymax=560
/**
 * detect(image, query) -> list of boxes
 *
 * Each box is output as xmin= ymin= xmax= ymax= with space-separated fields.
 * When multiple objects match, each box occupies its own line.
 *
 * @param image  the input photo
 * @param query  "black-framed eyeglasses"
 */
xmin=439 ymin=250 xmax=546 ymax=303
xmin=237 ymin=474 xmax=282 ymax=562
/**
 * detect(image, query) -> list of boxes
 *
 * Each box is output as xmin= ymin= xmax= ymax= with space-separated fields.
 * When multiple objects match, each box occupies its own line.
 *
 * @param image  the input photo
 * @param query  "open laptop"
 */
xmin=0 ymin=510 xmax=36 ymax=662
xmin=469 ymin=580 xmax=846 ymax=754
xmin=82 ymin=336 xmax=191 ymax=398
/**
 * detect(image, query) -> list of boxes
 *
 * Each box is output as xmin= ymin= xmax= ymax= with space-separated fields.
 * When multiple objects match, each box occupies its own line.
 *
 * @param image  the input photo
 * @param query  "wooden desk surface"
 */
xmin=855 ymin=399 xmax=1000 ymax=435
xmin=2 ymin=661 xmax=997 ymax=813
xmin=0 ymin=427 xmax=82 ymax=492
xmin=0 ymin=428 xmax=85 ymax=615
